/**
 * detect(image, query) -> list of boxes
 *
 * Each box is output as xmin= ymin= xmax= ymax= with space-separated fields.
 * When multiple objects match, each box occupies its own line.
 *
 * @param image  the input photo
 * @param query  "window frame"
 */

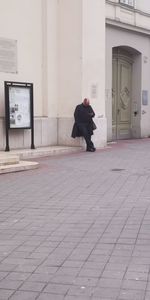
xmin=119 ymin=0 xmax=135 ymax=8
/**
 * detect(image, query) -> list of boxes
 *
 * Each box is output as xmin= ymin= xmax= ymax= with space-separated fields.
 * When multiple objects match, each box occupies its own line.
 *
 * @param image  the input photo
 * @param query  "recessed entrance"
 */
xmin=112 ymin=47 xmax=133 ymax=140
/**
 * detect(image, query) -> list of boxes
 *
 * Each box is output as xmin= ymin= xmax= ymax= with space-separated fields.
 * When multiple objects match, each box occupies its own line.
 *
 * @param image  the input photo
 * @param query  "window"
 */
xmin=120 ymin=0 xmax=134 ymax=6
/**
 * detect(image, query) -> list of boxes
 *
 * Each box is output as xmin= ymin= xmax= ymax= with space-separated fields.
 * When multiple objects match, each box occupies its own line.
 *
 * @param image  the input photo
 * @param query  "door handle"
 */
xmin=117 ymin=108 xmax=120 ymax=114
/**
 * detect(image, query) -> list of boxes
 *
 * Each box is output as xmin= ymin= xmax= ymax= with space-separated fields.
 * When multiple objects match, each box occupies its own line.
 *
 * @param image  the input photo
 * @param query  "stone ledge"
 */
xmin=0 ymin=155 xmax=20 ymax=166
xmin=0 ymin=161 xmax=39 ymax=175
xmin=1 ymin=146 xmax=83 ymax=160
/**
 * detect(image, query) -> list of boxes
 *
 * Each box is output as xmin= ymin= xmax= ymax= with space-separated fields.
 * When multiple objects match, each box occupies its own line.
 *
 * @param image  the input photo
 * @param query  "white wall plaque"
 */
xmin=91 ymin=84 xmax=98 ymax=99
xmin=0 ymin=38 xmax=17 ymax=73
xmin=142 ymin=90 xmax=148 ymax=106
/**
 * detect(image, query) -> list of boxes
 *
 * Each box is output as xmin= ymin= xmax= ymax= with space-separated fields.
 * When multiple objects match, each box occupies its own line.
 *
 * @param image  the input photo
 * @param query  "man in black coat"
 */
xmin=71 ymin=98 xmax=96 ymax=152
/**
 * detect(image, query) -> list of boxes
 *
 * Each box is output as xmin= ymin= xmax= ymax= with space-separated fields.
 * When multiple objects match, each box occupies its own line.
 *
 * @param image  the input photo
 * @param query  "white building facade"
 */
xmin=0 ymin=0 xmax=150 ymax=150
xmin=0 ymin=0 xmax=106 ymax=150
xmin=106 ymin=0 xmax=150 ymax=141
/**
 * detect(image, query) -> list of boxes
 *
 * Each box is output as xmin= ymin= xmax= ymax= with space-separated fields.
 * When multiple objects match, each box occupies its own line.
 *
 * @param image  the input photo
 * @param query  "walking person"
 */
xmin=71 ymin=98 xmax=96 ymax=152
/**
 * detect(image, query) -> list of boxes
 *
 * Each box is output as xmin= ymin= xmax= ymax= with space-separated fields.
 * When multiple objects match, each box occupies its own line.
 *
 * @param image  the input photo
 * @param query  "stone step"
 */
xmin=3 ymin=146 xmax=83 ymax=160
xmin=0 ymin=146 xmax=82 ymax=175
xmin=0 ymin=155 xmax=20 ymax=166
xmin=0 ymin=160 xmax=39 ymax=174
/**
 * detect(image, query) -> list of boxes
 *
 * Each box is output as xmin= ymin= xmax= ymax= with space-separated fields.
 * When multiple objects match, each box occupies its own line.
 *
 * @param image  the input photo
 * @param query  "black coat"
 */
xmin=71 ymin=104 xmax=96 ymax=138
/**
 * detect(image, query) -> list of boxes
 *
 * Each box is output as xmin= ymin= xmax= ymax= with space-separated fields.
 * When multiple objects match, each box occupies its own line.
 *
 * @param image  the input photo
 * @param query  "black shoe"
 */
xmin=86 ymin=148 xmax=95 ymax=152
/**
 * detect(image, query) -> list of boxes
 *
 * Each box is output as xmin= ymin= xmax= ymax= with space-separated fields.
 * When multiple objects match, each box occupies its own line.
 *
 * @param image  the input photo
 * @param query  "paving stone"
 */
xmin=146 ymin=281 xmax=150 ymax=290
xmin=0 ymin=272 xmax=8 ymax=281
xmin=121 ymin=279 xmax=147 ymax=290
xmin=67 ymin=285 xmax=93 ymax=297
xmin=0 ymin=279 xmax=23 ymax=289
xmin=9 ymin=291 xmax=39 ymax=300
xmin=5 ymin=272 xmax=31 ymax=281
xmin=19 ymin=281 xmax=46 ymax=292
xmin=73 ymin=276 xmax=98 ymax=287
xmin=43 ymin=283 xmax=70 ymax=294
xmin=145 ymin=291 xmax=150 ymax=300
xmin=127 ymin=264 xmax=149 ymax=273
xmin=37 ymin=293 xmax=64 ymax=300
xmin=93 ymin=287 xmax=119 ymax=298
xmin=50 ymin=275 xmax=76 ymax=285
xmin=64 ymin=296 xmax=91 ymax=300
xmin=101 ymin=270 xmax=125 ymax=279
xmin=62 ymin=260 xmax=84 ymax=268
xmin=78 ymin=267 xmax=102 ymax=278
xmin=97 ymin=278 xmax=122 ymax=288
xmin=0 ymin=289 xmax=14 ymax=299
xmin=14 ymin=265 xmax=37 ymax=273
xmin=118 ymin=288 xmax=145 ymax=300
xmin=27 ymin=273 xmax=53 ymax=283
xmin=35 ymin=266 xmax=59 ymax=274
xmin=55 ymin=267 xmax=80 ymax=276
xmin=0 ymin=264 xmax=16 ymax=272
xmin=125 ymin=271 xmax=148 ymax=281
xmin=1 ymin=140 xmax=150 ymax=299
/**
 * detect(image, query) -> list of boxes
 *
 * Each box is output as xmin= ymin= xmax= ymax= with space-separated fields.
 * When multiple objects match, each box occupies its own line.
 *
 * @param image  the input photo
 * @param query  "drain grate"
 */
xmin=111 ymin=168 xmax=125 ymax=172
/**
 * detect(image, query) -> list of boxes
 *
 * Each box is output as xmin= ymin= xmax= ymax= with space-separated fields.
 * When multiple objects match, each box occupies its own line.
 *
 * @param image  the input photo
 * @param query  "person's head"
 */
xmin=83 ymin=98 xmax=90 ymax=106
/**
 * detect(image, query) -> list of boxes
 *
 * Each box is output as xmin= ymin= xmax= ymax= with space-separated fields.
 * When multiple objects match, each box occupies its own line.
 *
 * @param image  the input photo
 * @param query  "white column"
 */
xmin=58 ymin=0 xmax=83 ymax=146
xmin=39 ymin=0 xmax=59 ymax=146
xmin=82 ymin=0 xmax=106 ymax=147
xmin=58 ymin=0 xmax=106 ymax=147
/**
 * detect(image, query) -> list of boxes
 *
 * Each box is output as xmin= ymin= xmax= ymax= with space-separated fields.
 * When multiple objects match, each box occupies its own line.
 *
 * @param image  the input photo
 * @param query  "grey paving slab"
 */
xmin=1 ymin=139 xmax=150 ymax=299
xmin=9 ymin=291 xmax=39 ymax=299
xmin=64 ymin=296 xmax=91 ymax=300
xmin=118 ymin=288 xmax=145 ymax=300
xmin=37 ymin=294 xmax=64 ymax=300
xmin=0 ymin=289 xmax=15 ymax=300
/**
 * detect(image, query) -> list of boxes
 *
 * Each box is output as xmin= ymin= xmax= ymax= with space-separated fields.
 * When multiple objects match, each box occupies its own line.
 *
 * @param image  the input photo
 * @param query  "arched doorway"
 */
xmin=112 ymin=47 xmax=133 ymax=140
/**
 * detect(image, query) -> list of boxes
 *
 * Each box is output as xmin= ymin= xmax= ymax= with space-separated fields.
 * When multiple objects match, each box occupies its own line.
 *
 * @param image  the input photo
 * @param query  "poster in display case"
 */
xmin=5 ymin=81 xmax=35 ymax=151
xmin=9 ymin=86 xmax=31 ymax=129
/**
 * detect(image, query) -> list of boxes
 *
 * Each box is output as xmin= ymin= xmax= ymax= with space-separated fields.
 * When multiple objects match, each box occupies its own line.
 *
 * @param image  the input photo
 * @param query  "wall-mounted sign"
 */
xmin=142 ymin=90 xmax=148 ymax=106
xmin=5 ymin=81 xmax=35 ymax=151
xmin=0 ymin=38 xmax=17 ymax=73
xmin=91 ymin=84 xmax=98 ymax=99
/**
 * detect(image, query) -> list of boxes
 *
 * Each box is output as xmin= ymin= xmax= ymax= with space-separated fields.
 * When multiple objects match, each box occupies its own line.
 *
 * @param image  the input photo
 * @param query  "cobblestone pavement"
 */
xmin=1 ymin=139 xmax=150 ymax=300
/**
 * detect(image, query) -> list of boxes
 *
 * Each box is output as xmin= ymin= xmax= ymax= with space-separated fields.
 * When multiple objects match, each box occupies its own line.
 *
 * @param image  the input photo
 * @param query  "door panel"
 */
xmin=112 ymin=54 xmax=132 ymax=140
xmin=112 ymin=59 xmax=117 ymax=139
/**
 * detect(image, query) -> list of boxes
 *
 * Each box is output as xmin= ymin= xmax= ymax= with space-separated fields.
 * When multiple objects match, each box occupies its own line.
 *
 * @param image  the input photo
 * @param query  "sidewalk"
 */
xmin=0 ymin=139 xmax=150 ymax=299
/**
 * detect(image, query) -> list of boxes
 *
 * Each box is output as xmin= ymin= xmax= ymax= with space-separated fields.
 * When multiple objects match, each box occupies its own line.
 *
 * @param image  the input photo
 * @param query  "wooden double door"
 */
xmin=112 ymin=50 xmax=132 ymax=140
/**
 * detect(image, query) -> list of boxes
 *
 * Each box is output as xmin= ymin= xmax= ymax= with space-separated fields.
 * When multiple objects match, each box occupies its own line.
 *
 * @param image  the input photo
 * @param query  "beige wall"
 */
xmin=0 ymin=0 xmax=59 ymax=149
xmin=58 ymin=0 xmax=82 ymax=118
xmin=82 ymin=0 xmax=105 ymax=116
xmin=0 ymin=0 xmax=107 ymax=149
xmin=0 ymin=0 xmax=60 ymax=118
xmin=58 ymin=0 xmax=105 ymax=118
xmin=58 ymin=0 xmax=106 ymax=147
xmin=46 ymin=0 xmax=59 ymax=118
xmin=0 ymin=0 xmax=43 ymax=117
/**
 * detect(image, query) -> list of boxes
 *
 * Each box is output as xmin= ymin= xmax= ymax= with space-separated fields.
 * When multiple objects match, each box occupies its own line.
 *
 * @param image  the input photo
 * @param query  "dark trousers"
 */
xmin=78 ymin=124 xmax=94 ymax=150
